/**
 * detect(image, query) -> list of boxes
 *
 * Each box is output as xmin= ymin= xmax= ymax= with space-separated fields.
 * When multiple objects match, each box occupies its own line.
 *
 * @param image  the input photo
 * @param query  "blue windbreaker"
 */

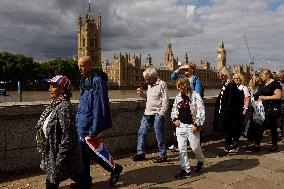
xmin=76 ymin=71 xmax=112 ymax=137
xmin=171 ymin=72 xmax=202 ymax=94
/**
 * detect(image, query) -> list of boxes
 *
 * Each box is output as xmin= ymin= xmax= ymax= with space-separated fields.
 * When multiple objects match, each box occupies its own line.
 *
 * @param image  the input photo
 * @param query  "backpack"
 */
xmin=192 ymin=77 xmax=204 ymax=98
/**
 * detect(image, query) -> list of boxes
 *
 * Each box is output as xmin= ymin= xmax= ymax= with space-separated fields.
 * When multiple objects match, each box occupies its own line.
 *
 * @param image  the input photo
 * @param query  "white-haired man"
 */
xmin=132 ymin=67 xmax=169 ymax=163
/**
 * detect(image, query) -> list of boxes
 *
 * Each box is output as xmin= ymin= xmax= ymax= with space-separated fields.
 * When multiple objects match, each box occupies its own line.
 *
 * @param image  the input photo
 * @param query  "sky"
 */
xmin=0 ymin=0 xmax=283 ymax=71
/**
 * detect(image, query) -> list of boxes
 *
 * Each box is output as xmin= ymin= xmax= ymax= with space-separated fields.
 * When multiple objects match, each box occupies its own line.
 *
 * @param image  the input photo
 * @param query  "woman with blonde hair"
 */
xmin=214 ymin=67 xmax=244 ymax=157
xmin=171 ymin=77 xmax=205 ymax=179
xmin=254 ymin=69 xmax=282 ymax=152
xmin=245 ymin=76 xmax=262 ymax=150
xmin=233 ymin=73 xmax=250 ymax=115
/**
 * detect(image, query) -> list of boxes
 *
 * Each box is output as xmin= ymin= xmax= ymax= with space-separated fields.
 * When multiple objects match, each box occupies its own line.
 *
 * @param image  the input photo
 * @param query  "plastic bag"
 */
xmin=252 ymin=99 xmax=265 ymax=125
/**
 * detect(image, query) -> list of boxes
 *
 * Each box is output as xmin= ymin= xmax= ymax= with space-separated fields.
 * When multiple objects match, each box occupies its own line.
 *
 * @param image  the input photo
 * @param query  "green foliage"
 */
xmin=0 ymin=51 xmax=81 ymax=90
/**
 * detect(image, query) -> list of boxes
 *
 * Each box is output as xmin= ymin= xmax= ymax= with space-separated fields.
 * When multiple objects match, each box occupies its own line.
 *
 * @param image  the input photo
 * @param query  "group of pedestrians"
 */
xmin=214 ymin=68 xmax=284 ymax=157
xmin=35 ymin=57 xmax=283 ymax=188
xmin=131 ymin=64 xmax=205 ymax=179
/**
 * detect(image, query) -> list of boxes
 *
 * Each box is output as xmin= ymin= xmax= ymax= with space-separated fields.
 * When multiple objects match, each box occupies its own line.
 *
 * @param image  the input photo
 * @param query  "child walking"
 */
xmin=171 ymin=77 xmax=205 ymax=179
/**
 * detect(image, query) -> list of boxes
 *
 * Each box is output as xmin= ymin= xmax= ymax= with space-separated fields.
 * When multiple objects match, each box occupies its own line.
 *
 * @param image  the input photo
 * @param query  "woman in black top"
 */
xmin=256 ymin=69 xmax=282 ymax=152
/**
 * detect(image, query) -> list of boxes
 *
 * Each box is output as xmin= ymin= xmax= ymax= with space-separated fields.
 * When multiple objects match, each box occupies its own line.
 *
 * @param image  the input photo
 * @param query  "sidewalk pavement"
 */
xmin=1 ymin=135 xmax=284 ymax=189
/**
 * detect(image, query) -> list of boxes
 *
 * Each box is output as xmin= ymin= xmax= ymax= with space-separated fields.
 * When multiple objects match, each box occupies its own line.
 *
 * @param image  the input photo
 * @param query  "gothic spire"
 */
xmin=88 ymin=0 xmax=91 ymax=13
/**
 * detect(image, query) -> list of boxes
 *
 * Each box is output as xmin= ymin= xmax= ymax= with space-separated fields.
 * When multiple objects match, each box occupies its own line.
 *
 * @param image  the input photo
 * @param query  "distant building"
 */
xmin=77 ymin=2 xmax=101 ymax=68
xmin=103 ymin=53 xmax=142 ymax=87
xmin=77 ymin=3 xmax=250 ymax=88
xmin=216 ymin=41 xmax=226 ymax=71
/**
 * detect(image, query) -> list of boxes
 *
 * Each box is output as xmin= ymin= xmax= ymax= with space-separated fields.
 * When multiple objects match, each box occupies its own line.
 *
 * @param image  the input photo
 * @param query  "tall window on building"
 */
xmin=90 ymin=38 xmax=94 ymax=47
xmin=83 ymin=38 xmax=85 ymax=47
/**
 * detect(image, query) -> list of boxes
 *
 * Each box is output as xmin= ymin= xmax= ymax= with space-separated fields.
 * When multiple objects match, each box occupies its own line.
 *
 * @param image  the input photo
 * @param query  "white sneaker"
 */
xmin=168 ymin=145 xmax=176 ymax=150
xmin=229 ymin=147 xmax=239 ymax=152
xmin=168 ymin=145 xmax=179 ymax=152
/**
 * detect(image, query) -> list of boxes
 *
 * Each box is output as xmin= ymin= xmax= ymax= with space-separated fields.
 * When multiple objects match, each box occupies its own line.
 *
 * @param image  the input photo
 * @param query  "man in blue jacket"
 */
xmin=71 ymin=56 xmax=123 ymax=188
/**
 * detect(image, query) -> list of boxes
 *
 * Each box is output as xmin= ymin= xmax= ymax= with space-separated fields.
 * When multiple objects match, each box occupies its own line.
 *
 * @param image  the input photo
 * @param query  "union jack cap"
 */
xmin=45 ymin=75 xmax=73 ymax=92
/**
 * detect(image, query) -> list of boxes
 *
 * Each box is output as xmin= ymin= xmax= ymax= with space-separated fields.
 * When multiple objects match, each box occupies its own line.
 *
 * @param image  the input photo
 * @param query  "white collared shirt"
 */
xmin=142 ymin=78 xmax=169 ymax=116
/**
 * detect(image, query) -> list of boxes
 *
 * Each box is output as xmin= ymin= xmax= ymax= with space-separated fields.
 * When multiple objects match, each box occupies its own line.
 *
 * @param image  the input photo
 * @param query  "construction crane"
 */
xmin=244 ymin=35 xmax=255 ymax=69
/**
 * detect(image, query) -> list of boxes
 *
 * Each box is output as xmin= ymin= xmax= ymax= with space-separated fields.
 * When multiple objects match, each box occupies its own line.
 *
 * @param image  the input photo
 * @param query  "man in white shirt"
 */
xmin=132 ymin=67 xmax=169 ymax=163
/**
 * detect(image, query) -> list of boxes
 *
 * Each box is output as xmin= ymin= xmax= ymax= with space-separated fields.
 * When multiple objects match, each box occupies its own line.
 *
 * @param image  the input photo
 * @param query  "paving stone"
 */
xmin=258 ymin=156 xmax=284 ymax=172
xmin=263 ymin=151 xmax=284 ymax=162
xmin=241 ymin=166 xmax=284 ymax=185
xmin=205 ymin=170 xmax=249 ymax=185
xmin=229 ymin=176 xmax=281 ymax=189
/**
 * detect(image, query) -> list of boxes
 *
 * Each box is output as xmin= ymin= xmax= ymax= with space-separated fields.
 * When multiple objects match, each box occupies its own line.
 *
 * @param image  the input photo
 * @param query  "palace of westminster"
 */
xmin=77 ymin=4 xmax=251 ymax=88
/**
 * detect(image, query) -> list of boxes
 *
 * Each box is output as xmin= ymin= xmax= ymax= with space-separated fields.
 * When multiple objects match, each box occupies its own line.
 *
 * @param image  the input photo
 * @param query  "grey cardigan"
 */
xmin=36 ymin=100 xmax=83 ymax=184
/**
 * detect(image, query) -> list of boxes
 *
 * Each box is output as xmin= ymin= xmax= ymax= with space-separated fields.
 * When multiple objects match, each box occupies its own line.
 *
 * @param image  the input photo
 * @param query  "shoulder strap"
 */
xmin=192 ymin=77 xmax=197 ymax=89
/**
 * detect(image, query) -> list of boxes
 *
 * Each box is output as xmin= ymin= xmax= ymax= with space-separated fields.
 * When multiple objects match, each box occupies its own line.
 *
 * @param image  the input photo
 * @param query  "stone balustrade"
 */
xmin=0 ymin=96 xmax=217 ymax=174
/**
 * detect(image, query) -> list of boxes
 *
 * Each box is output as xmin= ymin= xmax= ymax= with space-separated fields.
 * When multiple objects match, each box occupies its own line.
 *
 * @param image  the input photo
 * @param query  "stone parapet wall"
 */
xmin=0 ymin=97 xmax=217 ymax=174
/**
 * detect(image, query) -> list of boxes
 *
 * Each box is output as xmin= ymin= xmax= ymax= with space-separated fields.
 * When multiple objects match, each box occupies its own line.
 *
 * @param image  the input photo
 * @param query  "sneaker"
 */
xmin=174 ymin=169 xmax=191 ymax=179
xmin=153 ymin=156 xmax=167 ymax=163
xmin=172 ymin=148 xmax=179 ymax=152
xmin=168 ymin=145 xmax=176 ymax=150
xmin=228 ymin=142 xmax=239 ymax=152
xmin=131 ymin=153 xmax=145 ymax=161
xmin=109 ymin=164 xmax=123 ymax=185
xmin=195 ymin=161 xmax=203 ymax=172
xmin=229 ymin=144 xmax=239 ymax=152
xmin=217 ymin=149 xmax=229 ymax=158
xmin=268 ymin=146 xmax=278 ymax=153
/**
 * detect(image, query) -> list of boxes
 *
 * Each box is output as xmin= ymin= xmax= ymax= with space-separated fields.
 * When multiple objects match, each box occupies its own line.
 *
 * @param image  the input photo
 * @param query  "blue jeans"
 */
xmin=137 ymin=114 xmax=166 ymax=156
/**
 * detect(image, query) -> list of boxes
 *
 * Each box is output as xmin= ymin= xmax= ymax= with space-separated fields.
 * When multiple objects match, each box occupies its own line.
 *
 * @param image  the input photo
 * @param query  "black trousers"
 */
xmin=220 ymin=113 xmax=243 ymax=150
xmin=46 ymin=179 xmax=59 ymax=189
xmin=80 ymin=141 xmax=114 ymax=187
xmin=255 ymin=109 xmax=281 ymax=146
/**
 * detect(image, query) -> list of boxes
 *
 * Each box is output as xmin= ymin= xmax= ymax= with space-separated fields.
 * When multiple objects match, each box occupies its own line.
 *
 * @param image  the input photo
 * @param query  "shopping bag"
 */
xmin=252 ymin=99 xmax=265 ymax=125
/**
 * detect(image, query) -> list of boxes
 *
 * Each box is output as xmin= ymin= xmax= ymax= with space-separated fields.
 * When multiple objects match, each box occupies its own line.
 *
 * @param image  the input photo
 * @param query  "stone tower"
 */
xmin=77 ymin=1 xmax=101 ymax=68
xmin=216 ymin=41 xmax=226 ymax=71
xmin=165 ymin=37 xmax=178 ymax=71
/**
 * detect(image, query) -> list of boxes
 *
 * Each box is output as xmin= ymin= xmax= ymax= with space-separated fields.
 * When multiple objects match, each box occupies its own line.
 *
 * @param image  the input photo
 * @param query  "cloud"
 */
xmin=0 ymin=0 xmax=283 ymax=70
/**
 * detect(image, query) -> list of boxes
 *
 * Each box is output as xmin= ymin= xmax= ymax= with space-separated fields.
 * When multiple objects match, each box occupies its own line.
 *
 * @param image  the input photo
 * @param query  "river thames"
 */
xmin=0 ymin=89 xmax=220 ymax=103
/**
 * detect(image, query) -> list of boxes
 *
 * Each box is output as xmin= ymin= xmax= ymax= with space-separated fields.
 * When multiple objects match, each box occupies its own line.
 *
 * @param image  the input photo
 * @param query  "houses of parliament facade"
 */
xmin=77 ymin=4 xmax=251 ymax=88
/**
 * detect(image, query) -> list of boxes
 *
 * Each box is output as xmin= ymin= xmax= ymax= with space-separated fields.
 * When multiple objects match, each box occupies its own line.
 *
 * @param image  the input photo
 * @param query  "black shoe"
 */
xmin=217 ymin=149 xmax=229 ymax=158
xmin=153 ymin=156 xmax=167 ymax=163
xmin=174 ymin=169 xmax=191 ymax=179
xmin=109 ymin=164 xmax=123 ymax=186
xmin=131 ymin=153 xmax=145 ymax=161
xmin=195 ymin=161 xmax=203 ymax=172
xmin=248 ymin=145 xmax=260 ymax=152
xmin=69 ymin=182 xmax=79 ymax=189
xmin=229 ymin=143 xmax=239 ymax=152
xmin=70 ymin=179 xmax=92 ymax=189
xmin=268 ymin=146 xmax=278 ymax=153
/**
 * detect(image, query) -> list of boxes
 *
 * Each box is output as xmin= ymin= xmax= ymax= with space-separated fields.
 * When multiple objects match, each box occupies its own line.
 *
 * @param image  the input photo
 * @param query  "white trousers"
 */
xmin=176 ymin=123 xmax=205 ymax=173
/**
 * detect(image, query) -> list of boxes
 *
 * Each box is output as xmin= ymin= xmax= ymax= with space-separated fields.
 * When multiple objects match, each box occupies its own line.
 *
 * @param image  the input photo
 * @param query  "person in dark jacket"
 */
xmin=213 ymin=67 xmax=244 ymax=158
xmin=71 ymin=56 xmax=123 ymax=188
xmin=35 ymin=75 xmax=83 ymax=189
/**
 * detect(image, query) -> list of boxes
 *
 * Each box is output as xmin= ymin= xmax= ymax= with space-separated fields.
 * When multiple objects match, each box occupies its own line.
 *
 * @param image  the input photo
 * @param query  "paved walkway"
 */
xmin=1 ymin=135 xmax=284 ymax=189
